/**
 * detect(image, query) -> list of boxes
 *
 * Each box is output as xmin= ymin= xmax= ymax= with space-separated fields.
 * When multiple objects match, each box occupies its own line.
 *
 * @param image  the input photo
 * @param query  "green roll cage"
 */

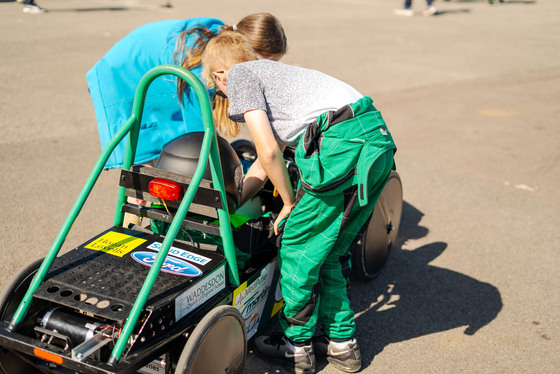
xmin=7 ymin=65 xmax=240 ymax=365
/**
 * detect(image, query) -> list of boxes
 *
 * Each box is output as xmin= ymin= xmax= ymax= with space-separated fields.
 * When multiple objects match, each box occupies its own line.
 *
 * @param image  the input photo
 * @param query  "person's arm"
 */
xmin=239 ymin=157 xmax=268 ymax=207
xmin=243 ymin=109 xmax=295 ymax=234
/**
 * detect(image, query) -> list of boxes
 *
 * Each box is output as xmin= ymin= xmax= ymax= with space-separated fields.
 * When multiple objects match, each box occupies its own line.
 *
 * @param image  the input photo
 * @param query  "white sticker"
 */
xmin=233 ymin=262 xmax=275 ymax=339
xmin=175 ymin=265 xmax=226 ymax=321
xmin=147 ymin=242 xmax=212 ymax=266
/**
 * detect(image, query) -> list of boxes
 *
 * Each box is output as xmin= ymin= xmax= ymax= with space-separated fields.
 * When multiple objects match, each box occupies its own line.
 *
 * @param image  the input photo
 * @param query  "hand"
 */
xmin=274 ymin=203 xmax=294 ymax=235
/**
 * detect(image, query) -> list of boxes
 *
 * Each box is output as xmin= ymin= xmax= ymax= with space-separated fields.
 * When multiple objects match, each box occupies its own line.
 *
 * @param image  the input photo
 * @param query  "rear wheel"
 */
xmin=0 ymin=258 xmax=43 ymax=320
xmin=352 ymin=171 xmax=403 ymax=280
xmin=174 ymin=305 xmax=246 ymax=374
xmin=0 ymin=258 xmax=45 ymax=374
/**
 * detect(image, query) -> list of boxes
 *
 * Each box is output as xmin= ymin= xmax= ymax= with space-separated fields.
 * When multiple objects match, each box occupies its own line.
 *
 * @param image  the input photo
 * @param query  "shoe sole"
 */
xmin=326 ymin=356 xmax=361 ymax=373
xmin=254 ymin=348 xmax=315 ymax=374
xmin=23 ymin=8 xmax=46 ymax=13
xmin=283 ymin=363 xmax=315 ymax=374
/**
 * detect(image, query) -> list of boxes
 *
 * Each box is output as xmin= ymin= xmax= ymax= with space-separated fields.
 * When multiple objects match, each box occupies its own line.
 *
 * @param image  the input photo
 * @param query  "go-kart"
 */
xmin=0 ymin=65 xmax=402 ymax=374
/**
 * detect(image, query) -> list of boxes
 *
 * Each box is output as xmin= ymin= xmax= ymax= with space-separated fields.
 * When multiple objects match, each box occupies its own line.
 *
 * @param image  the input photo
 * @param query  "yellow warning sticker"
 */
xmin=85 ymin=231 xmax=146 ymax=257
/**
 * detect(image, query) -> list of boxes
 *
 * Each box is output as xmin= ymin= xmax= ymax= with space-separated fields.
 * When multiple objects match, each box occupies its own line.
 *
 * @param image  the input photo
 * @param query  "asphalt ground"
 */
xmin=0 ymin=0 xmax=559 ymax=373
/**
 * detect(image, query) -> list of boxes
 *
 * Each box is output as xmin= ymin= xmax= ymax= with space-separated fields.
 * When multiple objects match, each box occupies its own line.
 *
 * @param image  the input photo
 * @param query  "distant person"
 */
xmin=18 ymin=0 xmax=46 ymax=14
xmin=395 ymin=0 xmax=437 ymax=16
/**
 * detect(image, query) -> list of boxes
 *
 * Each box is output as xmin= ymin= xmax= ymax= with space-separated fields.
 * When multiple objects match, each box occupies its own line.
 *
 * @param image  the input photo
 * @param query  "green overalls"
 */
xmin=277 ymin=96 xmax=396 ymax=342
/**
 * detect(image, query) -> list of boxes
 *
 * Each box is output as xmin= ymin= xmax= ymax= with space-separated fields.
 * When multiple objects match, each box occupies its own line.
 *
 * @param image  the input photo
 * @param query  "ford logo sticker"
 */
xmin=131 ymin=251 xmax=203 ymax=277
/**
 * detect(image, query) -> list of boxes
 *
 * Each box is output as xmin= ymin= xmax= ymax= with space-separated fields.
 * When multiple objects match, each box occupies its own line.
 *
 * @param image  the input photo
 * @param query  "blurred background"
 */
xmin=0 ymin=0 xmax=559 ymax=372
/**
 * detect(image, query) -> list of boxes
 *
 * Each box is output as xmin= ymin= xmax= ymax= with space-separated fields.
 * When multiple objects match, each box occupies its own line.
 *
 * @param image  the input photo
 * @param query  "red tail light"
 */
xmin=149 ymin=179 xmax=183 ymax=201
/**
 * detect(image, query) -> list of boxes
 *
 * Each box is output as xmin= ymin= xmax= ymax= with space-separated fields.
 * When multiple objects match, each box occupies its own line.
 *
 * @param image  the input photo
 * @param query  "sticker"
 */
xmin=233 ymin=262 xmax=275 ymax=339
xmin=271 ymin=279 xmax=284 ymax=317
xmin=85 ymin=232 xmax=146 ymax=257
xmin=147 ymin=242 xmax=212 ymax=266
xmin=271 ymin=300 xmax=284 ymax=317
xmin=175 ymin=265 xmax=226 ymax=320
xmin=246 ymin=313 xmax=261 ymax=336
xmin=131 ymin=251 xmax=203 ymax=277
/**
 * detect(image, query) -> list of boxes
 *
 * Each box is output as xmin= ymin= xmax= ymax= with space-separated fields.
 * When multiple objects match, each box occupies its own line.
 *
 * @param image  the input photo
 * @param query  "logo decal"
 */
xmin=131 ymin=251 xmax=203 ymax=277
xmin=233 ymin=262 xmax=276 ymax=339
xmin=147 ymin=242 xmax=212 ymax=266
xmin=85 ymin=231 xmax=146 ymax=257
xmin=175 ymin=265 xmax=226 ymax=320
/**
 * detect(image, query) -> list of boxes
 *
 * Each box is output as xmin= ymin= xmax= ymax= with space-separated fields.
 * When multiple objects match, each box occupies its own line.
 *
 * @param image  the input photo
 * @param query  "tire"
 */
xmin=0 ymin=258 xmax=45 ymax=374
xmin=352 ymin=171 xmax=403 ymax=280
xmin=174 ymin=305 xmax=246 ymax=374
xmin=0 ymin=258 xmax=43 ymax=321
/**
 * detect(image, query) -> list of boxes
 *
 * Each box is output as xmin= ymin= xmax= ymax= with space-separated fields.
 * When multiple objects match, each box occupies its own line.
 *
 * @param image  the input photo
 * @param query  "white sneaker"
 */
xmin=423 ymin=5 xmax=437 ymax=16
xmin=313 ymin=335 xmax=362 ymax=373
xmin=255 ymin=333 xmax=315 ymax=374
xmin=23 ymin=3 xmax=46 ymax=14
xmin=394 ymin=8 xmax=414 ymax=16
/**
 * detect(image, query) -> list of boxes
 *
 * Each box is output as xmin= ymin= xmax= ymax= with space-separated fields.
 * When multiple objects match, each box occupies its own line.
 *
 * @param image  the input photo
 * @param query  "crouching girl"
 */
xmin=201 ymin=32 xmax=396 ymax=374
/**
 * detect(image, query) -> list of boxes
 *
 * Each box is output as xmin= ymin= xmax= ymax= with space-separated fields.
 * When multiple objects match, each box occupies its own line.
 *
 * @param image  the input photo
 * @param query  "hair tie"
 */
xmin=232 ymin=24 xmax=237 ymax=31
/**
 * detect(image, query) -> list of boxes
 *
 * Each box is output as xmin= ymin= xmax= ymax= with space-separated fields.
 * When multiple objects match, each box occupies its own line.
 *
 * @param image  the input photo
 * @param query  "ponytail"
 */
xmin=173 ymin=25 xmax=242 ymax=137
xmin=174 ymin=25 xmax=230 ymax=102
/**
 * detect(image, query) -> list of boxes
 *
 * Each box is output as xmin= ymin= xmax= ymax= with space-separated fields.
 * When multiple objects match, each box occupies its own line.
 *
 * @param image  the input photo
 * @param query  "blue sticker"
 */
xmin=131 ymin=251 xmax=203 ymax=277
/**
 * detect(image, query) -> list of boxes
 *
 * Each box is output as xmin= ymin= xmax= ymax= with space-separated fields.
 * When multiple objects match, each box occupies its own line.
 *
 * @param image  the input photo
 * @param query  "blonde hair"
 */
xmin=201 ymin=32 xmax=257 ymax=137
xmin=173 ymin=13 xmax=287 ymax=137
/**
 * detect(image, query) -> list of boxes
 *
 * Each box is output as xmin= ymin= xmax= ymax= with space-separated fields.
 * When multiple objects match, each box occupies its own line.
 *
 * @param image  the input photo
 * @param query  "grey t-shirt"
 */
xmin=227 ymin=60 xmax=363 ymax=146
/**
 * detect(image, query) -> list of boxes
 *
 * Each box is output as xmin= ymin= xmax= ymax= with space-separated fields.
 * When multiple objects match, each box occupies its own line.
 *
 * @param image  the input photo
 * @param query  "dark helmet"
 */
xmin=155 ymin=132 xmax=243 ymax=212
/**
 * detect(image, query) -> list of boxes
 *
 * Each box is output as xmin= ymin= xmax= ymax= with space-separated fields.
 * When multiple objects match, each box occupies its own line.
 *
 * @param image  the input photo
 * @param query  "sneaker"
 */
xmin=313 ymin=335 xmax=362 ymax=373
xmin=255 ymin=333 xmax=316 ymax=374
xmin=394 ymin=8 xmax=414 ymax=16
xmin=423 ymin=5 xmax=437 ymax=16
xmin=23 ymin=3 xmax=46 ymax=14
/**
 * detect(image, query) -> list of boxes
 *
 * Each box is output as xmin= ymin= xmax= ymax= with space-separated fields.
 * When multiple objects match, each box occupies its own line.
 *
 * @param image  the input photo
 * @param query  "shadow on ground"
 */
xmin=446 ymin=0 xmax=535 ymax=3
xmin=246 ymin=201 xmax=502 ymax=372
xmin=352 ymin=201 xmax=503 ymax=368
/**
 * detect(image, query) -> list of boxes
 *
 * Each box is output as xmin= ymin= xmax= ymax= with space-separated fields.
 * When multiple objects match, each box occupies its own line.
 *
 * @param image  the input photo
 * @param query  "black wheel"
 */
xmin=174 ymin=305 xmax=246 ymax=374
xmin=0 ymin=258 xmax=44 ymax=321
xmin=0 ymin=258 xmax=45 ymax=374
xmin=352 ymin=171 xmax=403 ymax=280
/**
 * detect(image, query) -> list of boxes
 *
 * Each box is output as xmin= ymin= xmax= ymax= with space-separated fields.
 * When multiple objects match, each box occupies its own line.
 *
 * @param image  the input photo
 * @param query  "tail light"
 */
xmin=149 ymin=179 xmax=183 ymax=201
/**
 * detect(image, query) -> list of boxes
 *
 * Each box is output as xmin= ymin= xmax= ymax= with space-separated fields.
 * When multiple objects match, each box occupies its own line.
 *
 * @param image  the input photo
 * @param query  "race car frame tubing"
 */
xmin=7 ymin=65 xmax=239 ymax=365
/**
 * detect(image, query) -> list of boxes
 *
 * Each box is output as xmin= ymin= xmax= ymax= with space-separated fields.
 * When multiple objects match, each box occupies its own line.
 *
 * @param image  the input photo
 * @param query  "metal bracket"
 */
xmin=71 ymin=327 xmax=113 ymax=362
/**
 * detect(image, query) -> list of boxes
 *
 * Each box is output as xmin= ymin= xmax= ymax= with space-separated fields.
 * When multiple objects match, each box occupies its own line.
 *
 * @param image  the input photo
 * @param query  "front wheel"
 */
xmin=351 ymin=171 xmax=403 ymax=280
xmin=174 ymin=305 xmax=246 ymax=374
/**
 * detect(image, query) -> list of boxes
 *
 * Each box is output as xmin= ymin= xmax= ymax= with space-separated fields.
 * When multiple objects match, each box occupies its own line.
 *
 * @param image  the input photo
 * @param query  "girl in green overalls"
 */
xmin=202 ymin=32 xmax=396 ymax=374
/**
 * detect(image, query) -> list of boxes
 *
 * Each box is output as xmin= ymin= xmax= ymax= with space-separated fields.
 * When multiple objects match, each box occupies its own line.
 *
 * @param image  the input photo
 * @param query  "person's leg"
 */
xmin=275 ymin=150 xmax=394 ymax=341
xmin=255 ymin=187 xmax=343 ymax=374
xmin=319 ymin=151 xmax=393 ymax=338
xmin=395 ymin=0 xmax=415 ymax=16
xmin=424 ymin=0 xmax=438 ymax=15
xmin=277 ymin=187 xmax=345 ymax=343
xmin=314 ymin=151 xmax=393 ymax=372
xmin=22 ymin=0 xmax=46 ymax=14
